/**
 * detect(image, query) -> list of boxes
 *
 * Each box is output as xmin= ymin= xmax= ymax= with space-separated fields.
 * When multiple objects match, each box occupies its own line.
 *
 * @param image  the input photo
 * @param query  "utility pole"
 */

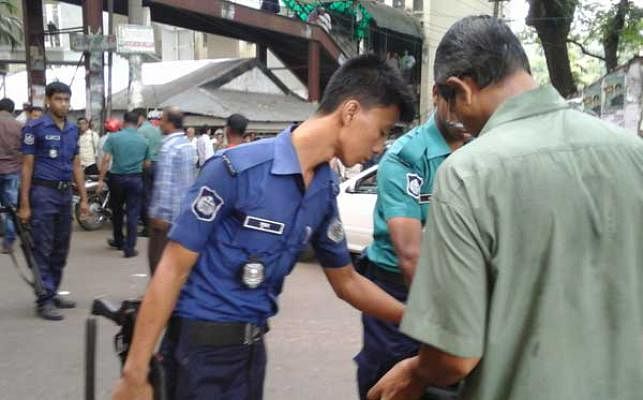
xmin=128 ymin=0 xmax=144 ymax=110
xmin=106 ymin=0 xmax=114 ymax=118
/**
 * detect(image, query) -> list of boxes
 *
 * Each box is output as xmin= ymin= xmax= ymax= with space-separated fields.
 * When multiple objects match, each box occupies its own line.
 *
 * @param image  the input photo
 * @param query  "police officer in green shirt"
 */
xmin=98 ymin=111 xmax=151 ymax=258
xmin=355 ymin=87 xmax=468 ymax=399
xmin=134 ymin=108 xmax=162 ymax=237
xmin=369 ymin=16 xmax=643 ymax=400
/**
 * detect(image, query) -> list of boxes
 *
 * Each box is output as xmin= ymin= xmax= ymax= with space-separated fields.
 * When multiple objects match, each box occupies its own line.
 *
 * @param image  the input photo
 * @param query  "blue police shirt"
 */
xmin=21 ymin=114 xmax=79 ymax=181
xmin=168 ymin=128 xmax=351 ymax=324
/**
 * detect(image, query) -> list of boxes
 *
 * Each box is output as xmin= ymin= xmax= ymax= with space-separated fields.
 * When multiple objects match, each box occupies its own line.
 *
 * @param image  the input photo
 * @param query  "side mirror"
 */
xmin=345 ymin=181 xmax=357 ymax=194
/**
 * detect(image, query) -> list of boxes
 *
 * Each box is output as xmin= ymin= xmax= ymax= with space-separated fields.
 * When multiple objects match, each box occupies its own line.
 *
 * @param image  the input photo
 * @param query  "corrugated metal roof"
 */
xmin=111 ymin=58 xmax=315 ymax=123
xmin=361 ymin=1 xmax=423 ymax=39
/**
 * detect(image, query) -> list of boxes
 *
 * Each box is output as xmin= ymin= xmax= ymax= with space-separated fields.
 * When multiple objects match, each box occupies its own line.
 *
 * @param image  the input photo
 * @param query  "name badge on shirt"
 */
xmin=243 ymin=216 xmax=285 ymax=235
xmin=45 ymin=135 xmax=61 ymax=141
xmin=419 ymin=193 xmax=432 ymax=204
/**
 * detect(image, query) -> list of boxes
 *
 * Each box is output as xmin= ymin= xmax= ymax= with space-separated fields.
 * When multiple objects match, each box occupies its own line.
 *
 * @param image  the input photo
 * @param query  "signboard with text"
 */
xmin=117 ymin=24 xmax=156 ymax=54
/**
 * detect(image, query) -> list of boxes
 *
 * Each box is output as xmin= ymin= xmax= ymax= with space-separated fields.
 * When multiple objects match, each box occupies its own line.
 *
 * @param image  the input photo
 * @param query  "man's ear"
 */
xmin=340 ymin=100 xmax=361 ymax=127
xmin=445 ymin=76 xmax=474 ymax=107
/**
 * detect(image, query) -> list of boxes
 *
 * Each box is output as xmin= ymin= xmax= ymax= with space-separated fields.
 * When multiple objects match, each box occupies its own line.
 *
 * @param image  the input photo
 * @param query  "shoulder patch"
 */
xmin=23 ymin=133 xmax=35 ymax=145
xmin=191 ymin=186 xmax=224 ymax=222
xmin=327 ymin=218 xmax=345 ymax=243
xmin=406 ymin=173 xmax=424 ymax=199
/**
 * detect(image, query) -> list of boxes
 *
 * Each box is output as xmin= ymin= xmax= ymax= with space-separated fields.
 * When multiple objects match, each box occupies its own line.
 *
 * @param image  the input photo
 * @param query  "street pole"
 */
xmin=128 ymin=0 xmax=144 ymax=110
xmin=493 ymin=1 xmax=500 ymax=18
xmin=106 ymin=0 xmax=114 ymax=118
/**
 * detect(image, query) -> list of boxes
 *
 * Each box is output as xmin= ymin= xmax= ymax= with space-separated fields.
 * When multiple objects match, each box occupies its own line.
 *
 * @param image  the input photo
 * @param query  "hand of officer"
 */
xmin=367 ymin=356 xmax=426 ymax=400
xmin=112 ymin=375 xmax=153 ymax=400
xmin=18 ymin=206 xmax=31 ymax=223
xmin=79 ymin=199 xmax=90 ymax=219
xmin=97 ymin=179 xmax=105 ymax=193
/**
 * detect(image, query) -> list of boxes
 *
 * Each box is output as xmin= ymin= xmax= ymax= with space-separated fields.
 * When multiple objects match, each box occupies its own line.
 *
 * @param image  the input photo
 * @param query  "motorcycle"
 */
xmin=73 ymin=175 xmax=111 ymax=231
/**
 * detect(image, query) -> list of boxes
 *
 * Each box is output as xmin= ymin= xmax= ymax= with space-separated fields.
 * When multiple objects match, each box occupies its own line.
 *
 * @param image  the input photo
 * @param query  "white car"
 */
xmin=337 ymin=165 xmax=378 ymax=255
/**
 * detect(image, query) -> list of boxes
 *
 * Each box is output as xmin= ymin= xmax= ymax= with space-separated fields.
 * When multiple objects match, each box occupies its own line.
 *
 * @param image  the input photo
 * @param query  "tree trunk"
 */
xmin=603 ymin=0 xmax=628 ymax=72
xmin=526 ymin=0 xmax=578 ymax=98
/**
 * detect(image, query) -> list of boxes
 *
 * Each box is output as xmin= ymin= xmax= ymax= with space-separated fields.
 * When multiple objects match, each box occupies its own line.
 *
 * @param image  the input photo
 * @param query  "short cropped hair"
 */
xmin=317 ymin=54 xmax=416 ymax=123
xmin=123 ymin=111 xmax=140 ymax=126
xmin=46 ymin=81 xmax=72 ymax=98
xmin=226 ymin=114 xmax=248 ymax=136
xmin=434 ymin=15 xmax=531 ymax=90
xmin=0 ymin=98 xmax=15 ymax=113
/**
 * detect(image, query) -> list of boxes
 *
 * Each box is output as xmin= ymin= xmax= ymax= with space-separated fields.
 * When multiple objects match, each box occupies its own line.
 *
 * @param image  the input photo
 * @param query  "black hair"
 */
xmin=132 ymin=107 xmax=147 ymax=120
xmin=0 ymin=98 xmax=15 ymax=113
xmin=30 ymin=106 xmax=43 ymax=112
xmin=45 ymin=81 xmax=72 ymax=98
xmin=123 ymin=111 xmax=140 ymax=126
xmin=434 ymin=15 xmax=531 ymax=94
xmin=317 ymin=54 xmax=416 ymax=123
xmin=163 ymin=106 xmax=184 ymax=129
xmin=77 ymin=117 xmax=88 ymax=124
xmin=226 ymin=113 xmax=248 ymax=136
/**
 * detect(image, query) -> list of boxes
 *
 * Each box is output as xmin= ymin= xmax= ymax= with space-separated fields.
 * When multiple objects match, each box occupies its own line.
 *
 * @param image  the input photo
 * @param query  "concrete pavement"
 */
xmin=0 ymin=225 xmax=362 ymax=399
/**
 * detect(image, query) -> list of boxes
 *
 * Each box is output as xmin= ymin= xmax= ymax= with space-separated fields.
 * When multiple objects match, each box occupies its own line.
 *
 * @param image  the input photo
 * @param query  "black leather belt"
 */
xmin=32 ymin=178 xmax=72 ymax=191
xmin=167 ymin=317 xmax=269 ymax=347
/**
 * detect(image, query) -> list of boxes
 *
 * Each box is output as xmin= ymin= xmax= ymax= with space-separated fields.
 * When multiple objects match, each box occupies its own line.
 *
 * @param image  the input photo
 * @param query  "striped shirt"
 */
xmin=149 ymin=132 xmax=197 ymax=223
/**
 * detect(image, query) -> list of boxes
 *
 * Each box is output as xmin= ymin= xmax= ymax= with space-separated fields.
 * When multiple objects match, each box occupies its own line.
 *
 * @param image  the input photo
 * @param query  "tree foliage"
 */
xmin=0 ymin=0 xmax=22 ymax=50
xmin=524 ymin=0 xmax=641 ymax=96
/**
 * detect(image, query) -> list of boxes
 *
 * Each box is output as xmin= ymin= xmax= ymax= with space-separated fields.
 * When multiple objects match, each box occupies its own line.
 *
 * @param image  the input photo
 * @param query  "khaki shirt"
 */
xmin=0 ymin=110 xmax=23 ymax=174
xmin=402 ymin=85 xmax=643 ymax=400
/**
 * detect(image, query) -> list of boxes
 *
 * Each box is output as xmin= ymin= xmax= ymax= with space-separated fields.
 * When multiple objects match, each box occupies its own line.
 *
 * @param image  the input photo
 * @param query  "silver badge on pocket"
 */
xmin=242 ymin=259 xmax=264 ymax=289
xmin=49 ymin=148 xmax=58 ymax=159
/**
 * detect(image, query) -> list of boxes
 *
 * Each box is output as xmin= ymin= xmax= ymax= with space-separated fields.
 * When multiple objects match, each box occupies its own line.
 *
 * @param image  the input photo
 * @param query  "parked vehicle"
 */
xmin=74 ymin=176 xmax=111 ymax=231
xmin=337 ymin=165 xmax=378 ymax=255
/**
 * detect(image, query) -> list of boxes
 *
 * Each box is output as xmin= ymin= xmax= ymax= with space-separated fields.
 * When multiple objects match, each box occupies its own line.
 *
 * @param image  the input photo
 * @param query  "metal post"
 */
xmin=106 ymin=0 xmax=114 ymax=118
xmin=82 ymin=0 xmax=105 ymax=133
xmin=128 ymin=0 xmax=144 ymax=110
xmin=493 ymin=0 xmax=500 ymax=18
xmin=22 ymin=0 xmax=47 ymax=108
xmin=256 ymin=44 xmax=268 ymax=66
xmin=307 ymin=41 xmax=320 ymax=102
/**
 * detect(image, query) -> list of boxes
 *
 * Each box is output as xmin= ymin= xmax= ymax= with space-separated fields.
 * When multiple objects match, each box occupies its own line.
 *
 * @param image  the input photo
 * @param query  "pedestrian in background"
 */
xmin=98 ymin=111 xmax=150 ymax=258
xmin=196 ymin=125 xmax=214 ymax=167
xmin=19 ymin=82 xmax=89 ymax=321
xmin=0 ymin=98 xmax=23 ymax=254
xmin=77 ymin=117 xmax=100 ymax=175
xmin=29 ymin=106 xmax=43 ymax=121
xmin=148 ymin=106 xmax=196 ymax=274
xmin=369 ymin=15 xmax=643 ymax=400
xmin=134 ymin=108 xmax=162 ymax=238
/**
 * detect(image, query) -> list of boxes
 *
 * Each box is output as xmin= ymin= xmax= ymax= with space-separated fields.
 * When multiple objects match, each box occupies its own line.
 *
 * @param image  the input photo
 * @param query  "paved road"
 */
xmin=0 ymin=225 xmax=362 ymax=399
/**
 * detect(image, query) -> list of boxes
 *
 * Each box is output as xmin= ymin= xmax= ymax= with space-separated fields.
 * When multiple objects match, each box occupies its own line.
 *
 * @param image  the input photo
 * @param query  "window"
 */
xmin=354 ymin=170 xmax=378 ymax=194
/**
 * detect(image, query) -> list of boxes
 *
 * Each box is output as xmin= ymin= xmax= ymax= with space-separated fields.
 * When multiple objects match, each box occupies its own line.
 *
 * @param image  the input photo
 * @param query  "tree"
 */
xmin=0 ymin=0 xmax=22 ymax=50
xmin=525 ymin=0 xmax=643 ymax=97
xmin=526 ymin=0 xmax=578 ymax=98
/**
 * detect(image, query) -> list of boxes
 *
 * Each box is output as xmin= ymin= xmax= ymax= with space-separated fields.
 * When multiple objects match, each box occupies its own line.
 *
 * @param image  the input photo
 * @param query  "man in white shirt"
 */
xmin=78 ymin=117 xmax=100 ymax=175
xmin=196 ymin=126 xmax=214 ymax=167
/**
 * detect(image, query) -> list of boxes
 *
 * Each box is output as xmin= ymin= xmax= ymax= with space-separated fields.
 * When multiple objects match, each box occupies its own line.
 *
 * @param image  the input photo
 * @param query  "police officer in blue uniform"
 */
xmin=19 ymin=82 xmax=89 ymax=321
xmin=112 ymin=55 xmax=416 ymax=400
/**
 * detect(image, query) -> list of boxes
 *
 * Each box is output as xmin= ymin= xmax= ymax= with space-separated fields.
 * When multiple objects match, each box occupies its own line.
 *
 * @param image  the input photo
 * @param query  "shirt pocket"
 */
xmin=42 ymin=137 xmax=62 ymax=160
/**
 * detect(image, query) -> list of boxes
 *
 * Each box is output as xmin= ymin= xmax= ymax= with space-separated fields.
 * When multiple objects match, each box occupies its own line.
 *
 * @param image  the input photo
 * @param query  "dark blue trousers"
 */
xmin=160 ymin=326 xmax=267 ymax=399
xmin=109 ymin=174 xmax=143 ymax=254
xmin=29 ymin=185 xmax=73 ymax=306
xmin=355 ymin=266 xmax=419 ymax=400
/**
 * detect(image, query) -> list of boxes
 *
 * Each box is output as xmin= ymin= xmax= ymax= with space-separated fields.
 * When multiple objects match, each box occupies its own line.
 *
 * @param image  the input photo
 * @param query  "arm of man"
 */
xmin=367 ymin=346 xmax=480 ymax=400
xmin=18 ymin=155 xmax=34 ymax=222
xmin=113 ymin=242 xmax=198 ymax=399
xmin=324 ymin=265 xmax=404 ymax=323
xmin=388 ymin=217 xmax=422 ymax=285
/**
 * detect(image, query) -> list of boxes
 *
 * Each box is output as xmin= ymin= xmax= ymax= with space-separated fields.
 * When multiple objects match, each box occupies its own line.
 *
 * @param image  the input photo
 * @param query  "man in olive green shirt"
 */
xmin=98 ymin=111 xmax=151 ymax=258
xmin=369 ymin=16 xmax=642 ymax=400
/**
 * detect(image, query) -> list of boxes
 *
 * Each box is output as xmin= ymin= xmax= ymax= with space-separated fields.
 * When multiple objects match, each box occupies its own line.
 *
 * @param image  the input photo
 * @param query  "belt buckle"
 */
xmin=243 ymin=324 xmax=261 ymax=345
xmin=57 ymin=181 xmax=67 ymax=191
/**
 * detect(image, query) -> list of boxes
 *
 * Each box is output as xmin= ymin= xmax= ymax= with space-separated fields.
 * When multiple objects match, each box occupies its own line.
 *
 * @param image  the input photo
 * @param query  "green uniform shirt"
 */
xmin=103 ymin=127 xmax=150 ymax=174
xmin=402 ymin=85 xmax=643 ymax=400
xmin=138 ymin=121 xmax=162 ymax=162
xmin=366 ymin=114 xmax=451 ymax=272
